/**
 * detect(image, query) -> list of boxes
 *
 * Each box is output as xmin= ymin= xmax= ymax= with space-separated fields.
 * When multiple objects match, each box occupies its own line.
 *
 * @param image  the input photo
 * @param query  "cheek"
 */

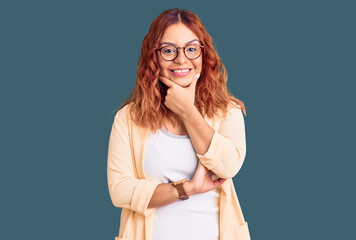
xmin=195 ymin=59 xmax=203 ymax=71
xmin=158 ymin=60 xmax=169 ymax=72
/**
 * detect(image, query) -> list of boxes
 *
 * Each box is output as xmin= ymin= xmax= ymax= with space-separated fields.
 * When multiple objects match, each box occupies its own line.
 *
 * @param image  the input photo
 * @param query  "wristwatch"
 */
xmin=172 ymin=178 xmax=189 ymax=200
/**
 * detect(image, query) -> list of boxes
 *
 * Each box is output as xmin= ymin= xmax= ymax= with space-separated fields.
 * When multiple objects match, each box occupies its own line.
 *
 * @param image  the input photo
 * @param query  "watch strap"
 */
xmin=172 ymin=178 xmax=189 ymax=200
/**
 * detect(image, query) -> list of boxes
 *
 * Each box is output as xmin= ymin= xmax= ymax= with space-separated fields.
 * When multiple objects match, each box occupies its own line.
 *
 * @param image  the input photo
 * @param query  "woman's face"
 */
xmin=158 ymin=23 xmax=203 ymax=88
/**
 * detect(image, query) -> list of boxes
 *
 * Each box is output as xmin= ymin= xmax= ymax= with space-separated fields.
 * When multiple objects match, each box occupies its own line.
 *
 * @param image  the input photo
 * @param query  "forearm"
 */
xmin=189 ymin=106 xmax=247 ymax=179
xmin=147 ymin=181 xmax=195 ymax=209
xmin=180 ymin=105 xmax=215 ymax=155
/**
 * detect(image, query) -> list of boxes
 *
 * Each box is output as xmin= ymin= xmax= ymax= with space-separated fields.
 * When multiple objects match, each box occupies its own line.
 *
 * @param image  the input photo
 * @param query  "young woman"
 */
xmin=107 ymin=8 xmax=251 ymax=240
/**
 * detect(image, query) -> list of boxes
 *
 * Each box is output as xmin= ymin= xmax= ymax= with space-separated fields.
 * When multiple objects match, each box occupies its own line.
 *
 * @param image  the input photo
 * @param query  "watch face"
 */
xmin=179 ymin=195 xmax=189 ymax=200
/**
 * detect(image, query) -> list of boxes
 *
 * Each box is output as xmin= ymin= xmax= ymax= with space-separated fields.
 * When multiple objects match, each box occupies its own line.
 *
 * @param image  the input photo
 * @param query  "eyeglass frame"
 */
xmin=156 ymin=44 xmax=204 ymax=61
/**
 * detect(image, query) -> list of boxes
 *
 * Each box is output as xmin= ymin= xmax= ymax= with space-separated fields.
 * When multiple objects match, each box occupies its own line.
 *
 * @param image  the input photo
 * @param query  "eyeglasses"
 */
xmin=157 ymin=44 xmax=204 ymax=61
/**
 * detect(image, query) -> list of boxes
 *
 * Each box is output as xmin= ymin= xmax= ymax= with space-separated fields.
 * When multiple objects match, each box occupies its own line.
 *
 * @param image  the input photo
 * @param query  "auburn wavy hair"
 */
xmin=113 ymin=8 xmax=246 ymax=131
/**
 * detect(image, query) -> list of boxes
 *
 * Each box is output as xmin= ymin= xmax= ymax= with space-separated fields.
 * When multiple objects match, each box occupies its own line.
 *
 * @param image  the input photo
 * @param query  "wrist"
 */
xmin=180 ymin=104 xmax=197 ymax=121
xmin=184 ymin=181 xmax=196 ymax=196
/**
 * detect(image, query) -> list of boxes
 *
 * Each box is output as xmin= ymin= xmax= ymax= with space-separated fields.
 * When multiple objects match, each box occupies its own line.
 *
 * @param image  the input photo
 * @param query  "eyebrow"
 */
xmin=159 ymin=39 xmax=200 ymax=47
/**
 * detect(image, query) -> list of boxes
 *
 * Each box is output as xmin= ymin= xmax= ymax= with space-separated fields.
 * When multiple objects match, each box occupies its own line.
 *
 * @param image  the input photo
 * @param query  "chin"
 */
xmin=173 ymin=79 xmax=191 ymax=88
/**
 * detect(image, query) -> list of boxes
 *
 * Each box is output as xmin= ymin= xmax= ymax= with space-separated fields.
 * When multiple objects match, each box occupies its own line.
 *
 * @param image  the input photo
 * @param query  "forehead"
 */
xmin=160 ymin=23 xmax=199 ymax=45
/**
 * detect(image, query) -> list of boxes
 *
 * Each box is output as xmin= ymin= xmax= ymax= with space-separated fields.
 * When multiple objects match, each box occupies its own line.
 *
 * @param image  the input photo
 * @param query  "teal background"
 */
xmin=1 ymin=0 xmax=354 ymax=239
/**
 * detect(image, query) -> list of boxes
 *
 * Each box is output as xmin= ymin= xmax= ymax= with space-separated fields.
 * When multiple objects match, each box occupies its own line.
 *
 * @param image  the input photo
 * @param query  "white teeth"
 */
xmin=172 ymin=69 xmax=190 ymax=73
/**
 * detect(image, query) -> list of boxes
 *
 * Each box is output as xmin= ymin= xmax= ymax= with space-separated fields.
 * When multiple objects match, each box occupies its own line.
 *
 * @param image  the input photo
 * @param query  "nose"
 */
xmin=174 ymin=47 xmax=188 ymax=64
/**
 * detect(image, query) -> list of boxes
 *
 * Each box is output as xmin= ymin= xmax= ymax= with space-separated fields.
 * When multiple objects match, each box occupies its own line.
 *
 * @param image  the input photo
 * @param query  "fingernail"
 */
xmin=195 ymin=73 xmax=200 ymax=78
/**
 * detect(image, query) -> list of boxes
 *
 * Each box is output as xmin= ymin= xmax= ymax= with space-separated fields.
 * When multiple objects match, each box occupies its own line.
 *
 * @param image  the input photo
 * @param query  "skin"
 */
xmin=158 ymin=23 xmax=203 ymax=88
xmin=148 ymin=23 xmax=226 ymax=209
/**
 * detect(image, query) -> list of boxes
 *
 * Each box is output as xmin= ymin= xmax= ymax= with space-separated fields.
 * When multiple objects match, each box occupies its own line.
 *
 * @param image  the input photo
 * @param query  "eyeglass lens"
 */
xmin=160 ymin=44 xmax=202 ymax=61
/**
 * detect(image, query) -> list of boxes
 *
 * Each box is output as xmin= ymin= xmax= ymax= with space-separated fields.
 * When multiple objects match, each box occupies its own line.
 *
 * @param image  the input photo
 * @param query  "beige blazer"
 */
xmin=107 ymin=102 xmax=251 ymax=240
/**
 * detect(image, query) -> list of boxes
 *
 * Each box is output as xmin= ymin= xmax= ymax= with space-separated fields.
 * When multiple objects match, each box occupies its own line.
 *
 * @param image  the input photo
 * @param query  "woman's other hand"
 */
xmin=186 ymin=161 xmax=226 ymax=196
xmin=159 ymin=73 xmax=200 ymax=116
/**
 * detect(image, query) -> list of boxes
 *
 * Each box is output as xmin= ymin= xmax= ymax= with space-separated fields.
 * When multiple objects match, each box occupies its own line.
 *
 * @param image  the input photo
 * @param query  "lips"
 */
xmin=170 ymin=68 xmax=192 ymax=73
xmin=169 ymin=68 xmax=192 ymax=77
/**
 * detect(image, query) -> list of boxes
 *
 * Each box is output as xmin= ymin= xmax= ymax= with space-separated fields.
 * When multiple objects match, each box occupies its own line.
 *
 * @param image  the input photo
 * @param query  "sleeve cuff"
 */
xmin=196 ymin=130 xmax=221 ymax=170
xmin=196 ymin=131 xmax=241 ymax=179
xmin=131 ymin=179 xmax=160 ymax=216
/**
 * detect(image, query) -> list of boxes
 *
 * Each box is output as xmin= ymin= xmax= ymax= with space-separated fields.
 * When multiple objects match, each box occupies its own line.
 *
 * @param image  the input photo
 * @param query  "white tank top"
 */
xmin=144 ymin=126 xmax=220 ymax=240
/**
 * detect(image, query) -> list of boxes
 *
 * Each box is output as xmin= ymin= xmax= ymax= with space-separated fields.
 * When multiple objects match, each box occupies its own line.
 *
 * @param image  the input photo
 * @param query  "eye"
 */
xmin=164 ymin=49 xmax=174 ymax=53
xmin=186 ymin=45 xmax=198 ymax=52
xmin=162 ymin=46 xmax=176 ymax=54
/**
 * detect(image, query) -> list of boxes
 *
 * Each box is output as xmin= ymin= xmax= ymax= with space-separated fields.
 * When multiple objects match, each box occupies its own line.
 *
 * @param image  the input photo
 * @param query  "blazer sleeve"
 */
xmin=196 ymin=105 xmax=247 ymax=179
xmin=107 ymin=107 xmax=159 ymax=216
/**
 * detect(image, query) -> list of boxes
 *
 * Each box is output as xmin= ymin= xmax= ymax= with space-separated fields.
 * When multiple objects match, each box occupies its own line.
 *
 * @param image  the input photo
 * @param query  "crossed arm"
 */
xmin=107 ymin=104 xmax=246 ymax=215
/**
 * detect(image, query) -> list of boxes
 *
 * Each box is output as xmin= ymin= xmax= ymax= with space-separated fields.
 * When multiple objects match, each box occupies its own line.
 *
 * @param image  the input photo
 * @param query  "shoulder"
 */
xmin=114 ymin=102 xmax=134 ymax=124
xmin=207 ymin=102 xmax=243 ymax=129
xmin=217 ymin=102 xmax=244 ymax=121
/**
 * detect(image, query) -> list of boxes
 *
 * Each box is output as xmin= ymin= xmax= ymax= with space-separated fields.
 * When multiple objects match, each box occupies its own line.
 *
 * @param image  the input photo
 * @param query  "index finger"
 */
xmin=159 ymin=75 xmax=176 ymax=88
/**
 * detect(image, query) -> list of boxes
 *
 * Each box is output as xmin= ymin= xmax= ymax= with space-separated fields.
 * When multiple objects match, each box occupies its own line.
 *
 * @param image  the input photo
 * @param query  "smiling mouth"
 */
xmin=170 ymin=69 xmax=192 ymax=73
